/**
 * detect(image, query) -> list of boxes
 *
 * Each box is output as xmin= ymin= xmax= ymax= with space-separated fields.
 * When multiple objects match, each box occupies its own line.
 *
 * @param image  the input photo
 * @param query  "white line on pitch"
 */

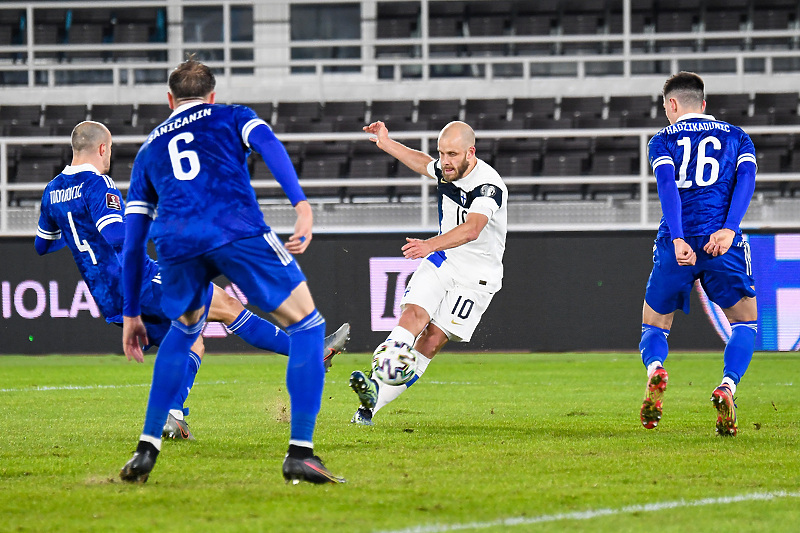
xmin=375 ymin=491 xmax=800 ymax=533
xmin=0 ymin=380 xmax=233 ymax=393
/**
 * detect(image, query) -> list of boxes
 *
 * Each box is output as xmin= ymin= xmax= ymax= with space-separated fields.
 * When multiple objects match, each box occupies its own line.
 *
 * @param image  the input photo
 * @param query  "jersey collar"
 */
xmin=62 ymin=163 xmax=101 ymax=175
xmin=169 ymin=100 xmax=206 ymax=119
xmin=676 ymin=112 xmax=716 ymax=122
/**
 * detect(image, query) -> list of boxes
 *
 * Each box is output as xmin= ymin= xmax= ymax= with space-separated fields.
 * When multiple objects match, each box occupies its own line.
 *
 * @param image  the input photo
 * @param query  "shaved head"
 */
xmin=438 ymin=121 xmax=476 ymax=151
xmin=70 ymin=121 xmax=112 ymax=174
xmin=437 ymin=121 xmax=477 ymax=182
xmin=71 ymin=121 xmax=111 ymax=154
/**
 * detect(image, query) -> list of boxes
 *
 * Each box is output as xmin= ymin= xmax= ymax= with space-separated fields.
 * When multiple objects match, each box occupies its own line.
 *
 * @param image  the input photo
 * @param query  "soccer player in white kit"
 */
xmin=350 ymin=120 xmax=507 ymax=425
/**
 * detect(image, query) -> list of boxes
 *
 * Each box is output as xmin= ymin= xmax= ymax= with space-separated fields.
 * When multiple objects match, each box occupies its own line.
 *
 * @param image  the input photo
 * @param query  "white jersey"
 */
xmin=424 ymin=158 xmax=507 ymax=292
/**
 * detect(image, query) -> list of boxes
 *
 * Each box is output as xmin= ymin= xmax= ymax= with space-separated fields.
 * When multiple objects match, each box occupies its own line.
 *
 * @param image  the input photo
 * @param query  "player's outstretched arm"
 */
xmin=363 ymin=121 xmax=434 ymax=177
xmin=122 ymin=315 xmax=148 ymax=363
xmin=285 ymin=200 xmax=313 ymax=255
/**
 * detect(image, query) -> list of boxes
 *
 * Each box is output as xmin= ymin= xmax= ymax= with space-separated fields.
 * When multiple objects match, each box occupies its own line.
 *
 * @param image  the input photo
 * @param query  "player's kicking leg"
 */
xmin=350 ymin=317 xmax=442 ymax=426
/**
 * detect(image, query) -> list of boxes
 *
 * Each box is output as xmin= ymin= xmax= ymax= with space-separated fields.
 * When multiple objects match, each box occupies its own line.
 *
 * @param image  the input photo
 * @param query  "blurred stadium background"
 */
xmin=1 ymin=0 xmax=798 ymax=354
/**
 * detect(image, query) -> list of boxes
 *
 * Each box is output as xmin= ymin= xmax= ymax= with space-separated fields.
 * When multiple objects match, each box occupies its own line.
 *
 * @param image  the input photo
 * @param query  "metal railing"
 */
xmin=3 ymin=126 xmax=800 ymax=236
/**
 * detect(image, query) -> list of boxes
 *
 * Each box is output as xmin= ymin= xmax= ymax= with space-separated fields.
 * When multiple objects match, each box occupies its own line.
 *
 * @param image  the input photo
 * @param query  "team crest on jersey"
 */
xmin=480 ymin=184 xmax=497 ymax=197
xmin=106 ymin=193 xmax=121 ymax=210
xmin=460 ymin=190 xmax=467 ymax=205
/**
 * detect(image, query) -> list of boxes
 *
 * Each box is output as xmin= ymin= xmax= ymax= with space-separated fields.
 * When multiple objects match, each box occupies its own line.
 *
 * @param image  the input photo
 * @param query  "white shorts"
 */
xmin=400 ymin=260 xmax=495 ymax=342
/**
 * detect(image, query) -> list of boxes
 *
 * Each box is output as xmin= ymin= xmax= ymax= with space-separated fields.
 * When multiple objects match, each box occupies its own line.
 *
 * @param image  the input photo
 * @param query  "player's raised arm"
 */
xmin=363 ymin=121 xmax=434 ymax=177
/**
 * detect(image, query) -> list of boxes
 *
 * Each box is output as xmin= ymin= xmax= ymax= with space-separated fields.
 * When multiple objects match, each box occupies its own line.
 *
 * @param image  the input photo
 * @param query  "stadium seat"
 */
xmin=369 ymin=100 xmax=415 ymax=124
xmin=464 ymin=98 xmax=508 ymax=123
xmin=756 ymin=148 xmax=788 ymax=174
xmin=135 ymin=103 xmax=169 ymax=130
xmin=64 ymin=23 xmax=107 ymax=61
xmin=43 ymin=105 xmax=88 ymax=129
xmin=0 ymin=105 xmax=42 ymax=127
xmin=607 ymin=95 xmax=654 ymax=126
xmin=321 ymin=101 xmax=367 ymax=125
xmin=512 ymin=97 xmax=556 ymax=122
xmin=89 ymin=104 xmax=135 ymax=128
xmin=559 ymin=96 xmax=604 ymax=126
xmin=277 ymin=101 xmax=322 ymax=126
xmin=236 ymin=102 xmax=274 ymax=123
xmin=753 ymin=92 xmax=800 ymax=124
xmin=300 ymin=155 xmax=346 ymax=199
xmin=417 ymin=99 xmax=461 ymax=125
xmin=708 ymin=93 xmax=750 ymax=123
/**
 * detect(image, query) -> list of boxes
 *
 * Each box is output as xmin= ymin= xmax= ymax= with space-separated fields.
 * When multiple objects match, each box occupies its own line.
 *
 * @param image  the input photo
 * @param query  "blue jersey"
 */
xmin=126 ymin=102 xmax=269 ymax=264
xmin=648 ymin=113 xmax=757 ymax=239
xmin=36 ymin=164 xmax=159 ymax=323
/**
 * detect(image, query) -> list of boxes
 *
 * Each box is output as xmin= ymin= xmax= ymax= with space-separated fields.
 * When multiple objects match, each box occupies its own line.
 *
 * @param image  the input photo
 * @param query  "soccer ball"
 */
xmin=371 ymin=341 xmax=418 ymax=386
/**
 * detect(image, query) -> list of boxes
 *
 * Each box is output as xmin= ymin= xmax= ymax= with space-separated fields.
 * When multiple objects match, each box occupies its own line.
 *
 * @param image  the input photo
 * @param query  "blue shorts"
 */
xmin=113 ymin=270 xmax=213 ymax=349
xmin=158 ymin=231 xmax=306 ymax=320
xmin=645 ymin=235 xmax=756 ymax=315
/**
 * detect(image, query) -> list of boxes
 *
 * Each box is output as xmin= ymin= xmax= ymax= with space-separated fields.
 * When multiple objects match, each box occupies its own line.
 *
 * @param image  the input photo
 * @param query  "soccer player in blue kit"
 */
xmin=35 ymin=121 xmax=349 ymax=441
xmin=118 ymin=59 xmax=345 ymax=484
xmin=639 ymin=72 xmax=758 ymax=437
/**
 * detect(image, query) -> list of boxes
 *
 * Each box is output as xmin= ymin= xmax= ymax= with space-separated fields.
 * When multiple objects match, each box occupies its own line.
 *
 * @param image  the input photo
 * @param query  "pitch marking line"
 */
xmin=0 ymin=380 xmax=233 ymax=393
xmin=376 ymin=491 xmax=800 ymax=533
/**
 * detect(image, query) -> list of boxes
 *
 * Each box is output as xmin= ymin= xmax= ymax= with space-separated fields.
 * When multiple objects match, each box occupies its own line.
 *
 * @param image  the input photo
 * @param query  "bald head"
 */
xmin=72 ymin=121 xmax=111 ymax=154
xmin=70 ymin=121 xmax=112 ymax=174
xmin=438 ymin=121 xmax=476 ymax=151
xmin=437 ymin=121 xmax=477 ymax=182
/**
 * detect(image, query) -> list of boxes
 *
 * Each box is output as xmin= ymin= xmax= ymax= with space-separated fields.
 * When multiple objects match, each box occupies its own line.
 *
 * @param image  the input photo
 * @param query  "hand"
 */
xmin=285 ymin=200 xmax=313 ymax=254
xmin=122 ymin=315 xmax=148 ymax=363
xmin=703 ymin=228 xmax=735 ymax=257
xmin=363 ymin=121 xmax=390 ymax=147
xmin=673 ymin=238 xmax=696 ymax=266
xmin=402 ymin=237 xmax=433 ymax=259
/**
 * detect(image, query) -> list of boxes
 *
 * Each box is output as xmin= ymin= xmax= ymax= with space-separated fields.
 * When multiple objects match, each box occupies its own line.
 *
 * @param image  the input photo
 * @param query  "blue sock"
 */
xmin=285 ymin=310 xmax=326 ymax=447
xmin=142 ymin=318 xmax=205 ymax=439
xmin=169 ymin=350 xmax=201 ymax=414
xmin=640 ymin=324 xmax=670 ymax=368
xmin=227 ymin=309 xmax=290 ymax=355
xmin=723 ymin=322 xmax=757 ymax=384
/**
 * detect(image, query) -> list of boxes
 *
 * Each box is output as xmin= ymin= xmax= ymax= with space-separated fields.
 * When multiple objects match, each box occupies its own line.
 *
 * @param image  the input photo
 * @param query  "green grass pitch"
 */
xmin=1 ymin=352 xmax=799 ymax=532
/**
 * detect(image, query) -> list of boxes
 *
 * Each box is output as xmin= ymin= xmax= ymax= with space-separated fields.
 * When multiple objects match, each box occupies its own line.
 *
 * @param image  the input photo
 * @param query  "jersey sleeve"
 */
xmin=36 ymin=194 xmax=61 ymax=242
xmin=648 ymin=133 xmax=674 ymax=172
xmin=469 ymin=183 xmax=503 ymax=219
xmin=125 ymin=152 xmax=158 ymax=219
xmin=426 ymin=159 xmax=442 ymax=180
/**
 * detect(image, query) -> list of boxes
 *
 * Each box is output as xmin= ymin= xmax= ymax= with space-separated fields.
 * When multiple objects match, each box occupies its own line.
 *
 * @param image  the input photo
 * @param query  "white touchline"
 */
xmin=375 ymin=491 xmax=800 ymax=533
xmin=0 ymin=380 xmax=233 ymax=393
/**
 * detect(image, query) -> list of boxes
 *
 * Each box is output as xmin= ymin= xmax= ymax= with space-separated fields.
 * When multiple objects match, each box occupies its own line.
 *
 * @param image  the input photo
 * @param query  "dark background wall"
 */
xmin=0 ymin=232 xmax=725 ymax=354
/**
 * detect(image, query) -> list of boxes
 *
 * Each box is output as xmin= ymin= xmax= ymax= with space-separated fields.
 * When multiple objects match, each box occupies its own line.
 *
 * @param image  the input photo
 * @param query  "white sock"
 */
xmin=646 ymin=361 xmax=663 ymax=378
xmin=373 ymin=352 xmax=432 ymax=414
xmin=169 ymin=409 xmax=185 ymax=421
xmin=387 ymin=326 xmax=416 ymax=347
xmin=721 ymin=377 xmax=737 ymax=395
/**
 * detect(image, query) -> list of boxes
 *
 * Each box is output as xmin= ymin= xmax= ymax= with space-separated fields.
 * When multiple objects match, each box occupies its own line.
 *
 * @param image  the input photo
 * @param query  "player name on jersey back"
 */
xmin=147 ymin=107 xmax=213 ymax=143
xmin=48 ymin=183 xmax=83 ymax=204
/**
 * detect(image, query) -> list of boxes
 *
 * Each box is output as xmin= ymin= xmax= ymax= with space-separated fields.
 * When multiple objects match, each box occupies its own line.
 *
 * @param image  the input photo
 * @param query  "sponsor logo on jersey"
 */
xmin=106 ymin=193 xmax=121 ymax=211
